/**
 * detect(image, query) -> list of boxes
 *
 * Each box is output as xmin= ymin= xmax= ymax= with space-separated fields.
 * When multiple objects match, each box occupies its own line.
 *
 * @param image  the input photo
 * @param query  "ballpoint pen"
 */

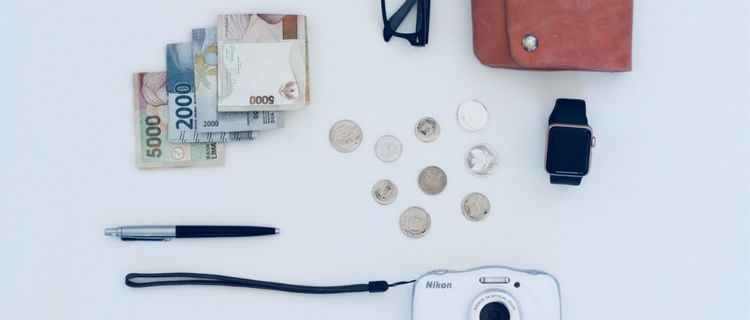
xmin=104 ymin=225 xmax=279 ymax=241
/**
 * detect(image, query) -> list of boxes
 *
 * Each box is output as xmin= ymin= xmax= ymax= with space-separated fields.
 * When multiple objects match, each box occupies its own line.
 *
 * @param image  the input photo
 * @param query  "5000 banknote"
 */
xmin=217 ymin=14 xmax=309 ymax=112
xmin=193 ymin=27 xmax=284 ymax=133
xmin=133 ymin=72 xmax=225 ymax=168
xmin=167 ymin=43 xmax=256 ymax=142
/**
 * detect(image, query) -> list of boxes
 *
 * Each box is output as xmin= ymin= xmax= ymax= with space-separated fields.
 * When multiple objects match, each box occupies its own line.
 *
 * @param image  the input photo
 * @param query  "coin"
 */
xmin=462 ymin=192 xmax=490 ymax=221
xmin=466 ymin=144 xmax=499 ymax=176
xmin=418 ymin=166 xmax=447 ymax=195
xmin=329 ymin=120 xmax=362 ymax=153
xmin=415 ymin=117 xmax=440 ymax=142
xmin=372 ymin=179 xmax=398 ymax=205
xmin=399 ymin=207 xmax=431 ymax=238
xmin=457 ymin=100 xmax=488 ymax=131
xmin=374 ymin=135 xmax=402 ymax=162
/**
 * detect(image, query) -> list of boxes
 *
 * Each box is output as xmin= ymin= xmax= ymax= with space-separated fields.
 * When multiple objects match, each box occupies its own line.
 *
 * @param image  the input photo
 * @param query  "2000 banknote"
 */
xmin=217 ymin=14 xmax=309 ymax=112
xmin=133 ymin=72 xmax=225 ymax=168
xmin=167 ymin=43 xmax=257 ymax=142
xmin=193 ymin=27 xmax=284 ymax=133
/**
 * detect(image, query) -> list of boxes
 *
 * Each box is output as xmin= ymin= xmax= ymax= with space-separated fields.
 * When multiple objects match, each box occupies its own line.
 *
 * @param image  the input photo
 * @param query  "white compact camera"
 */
xmin=411 ymin=266 xmax=561 ymax=320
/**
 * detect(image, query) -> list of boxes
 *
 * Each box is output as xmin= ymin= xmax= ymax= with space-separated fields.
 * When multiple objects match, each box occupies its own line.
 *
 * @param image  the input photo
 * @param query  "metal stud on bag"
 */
xmin=522 ymin=34 xmax=538 ymax=52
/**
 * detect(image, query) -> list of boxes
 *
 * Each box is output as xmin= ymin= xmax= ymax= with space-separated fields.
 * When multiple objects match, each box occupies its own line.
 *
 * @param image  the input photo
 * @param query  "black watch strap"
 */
xmin=549 ymin=98 xmax=588 ymax=125
xmin=550 ymin=175 xmax=582 ymax=186
xmin=548 ymin=99 xmax=588 ymax=186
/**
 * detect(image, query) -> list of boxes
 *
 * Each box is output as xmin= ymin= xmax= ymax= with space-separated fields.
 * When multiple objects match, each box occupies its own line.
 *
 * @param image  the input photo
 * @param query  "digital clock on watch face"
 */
xmin=545 ymin=125 xmax=593 ymax=176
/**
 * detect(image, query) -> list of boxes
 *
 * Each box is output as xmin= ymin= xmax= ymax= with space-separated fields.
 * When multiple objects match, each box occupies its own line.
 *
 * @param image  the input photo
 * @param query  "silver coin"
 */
xmin=462 ymin=192 xmax=490 ymax=221
xmin=399 ymin=207 xmax=431 ymax=238
xmin=457 ymin=100 xmax=488 ymax=131
xmin=374 ymin=135 xmax=402 ymax=162
xmin=466 ymin=144 xmax=499 ymax=176
xmin=372 ymin=179 xmax=398 ymax=205
xmin=418 ymin=166 xmax=447 ymax=195
xmin=329 ymin=120 xmax=362 ymax=153
xmin=415 ymin=117 xmax=440 ymax=142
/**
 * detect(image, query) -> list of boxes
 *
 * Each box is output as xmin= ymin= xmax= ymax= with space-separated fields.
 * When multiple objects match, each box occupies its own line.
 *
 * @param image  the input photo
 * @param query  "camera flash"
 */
xmin=479 ymin=277 xmax=510 ymax=284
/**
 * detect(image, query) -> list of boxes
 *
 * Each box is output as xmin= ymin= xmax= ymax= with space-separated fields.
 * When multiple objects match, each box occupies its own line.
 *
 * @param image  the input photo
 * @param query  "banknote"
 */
xmin=217 ymin=14 xmax=309 ymax=112
xmin=133 ymin=72 xmax=225 ymax=168
xmin=192 ymin=27 xmax=284 ymax=133
xmin=167 ymin=43 xmax=257 ymax=142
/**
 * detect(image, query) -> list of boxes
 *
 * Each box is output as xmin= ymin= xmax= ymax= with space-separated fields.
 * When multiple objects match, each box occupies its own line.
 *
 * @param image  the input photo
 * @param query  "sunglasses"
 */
xmin=380 ymin=0 xmax=430 ymax=46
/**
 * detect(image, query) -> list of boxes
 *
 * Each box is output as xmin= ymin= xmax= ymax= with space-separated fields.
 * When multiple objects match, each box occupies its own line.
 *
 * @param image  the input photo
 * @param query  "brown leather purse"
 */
xmin=471 ymin=0 xmax=633 ymax=72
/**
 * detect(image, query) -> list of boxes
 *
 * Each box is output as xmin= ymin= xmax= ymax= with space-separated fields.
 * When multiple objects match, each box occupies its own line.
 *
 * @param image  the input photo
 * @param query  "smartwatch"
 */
xmin=545 ymin=98 xmax=596 ymax=185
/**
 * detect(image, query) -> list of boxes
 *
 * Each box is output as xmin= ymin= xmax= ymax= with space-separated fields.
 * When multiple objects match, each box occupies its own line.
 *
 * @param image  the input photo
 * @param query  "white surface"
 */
xmin=0 ymin=0 xmax=748 ymax=319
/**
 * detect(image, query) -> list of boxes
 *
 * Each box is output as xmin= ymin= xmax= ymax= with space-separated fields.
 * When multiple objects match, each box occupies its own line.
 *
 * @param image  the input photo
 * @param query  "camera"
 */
xmin=411 ymin=266 xmax=561 ymax=320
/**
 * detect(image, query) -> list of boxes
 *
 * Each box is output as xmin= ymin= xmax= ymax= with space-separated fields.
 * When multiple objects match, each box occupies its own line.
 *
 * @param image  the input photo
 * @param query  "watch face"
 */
xmin=546 ymin=126 xmax=592 ymax=175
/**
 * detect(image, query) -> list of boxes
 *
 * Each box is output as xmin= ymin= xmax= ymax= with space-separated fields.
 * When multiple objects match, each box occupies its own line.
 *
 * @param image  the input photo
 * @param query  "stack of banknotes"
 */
xmin=133 ymin=14 xmax=309 ymax=168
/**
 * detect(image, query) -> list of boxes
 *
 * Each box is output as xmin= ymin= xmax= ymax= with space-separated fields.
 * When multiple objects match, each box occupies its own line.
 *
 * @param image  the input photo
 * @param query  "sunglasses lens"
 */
xmin=382 ymin=0 xmax=419 ymax=34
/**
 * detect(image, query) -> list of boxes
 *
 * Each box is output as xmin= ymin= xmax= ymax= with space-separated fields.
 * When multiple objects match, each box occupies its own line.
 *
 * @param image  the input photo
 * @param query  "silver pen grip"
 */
xmin=105 ymin=226 xmax=176 ymax=241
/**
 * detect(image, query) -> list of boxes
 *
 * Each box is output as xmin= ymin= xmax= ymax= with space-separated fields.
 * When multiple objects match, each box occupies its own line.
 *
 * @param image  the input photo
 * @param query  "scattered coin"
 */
xmin=399 ymin=207 xmax=431 ymax=238
xmin=462 ymin=192 xmax=490 ymax=221
xmin=374 ymin=135 xmax=402 ymax=162
xmin=457 ymin=100 xmax=488 ymax=131
xmin=466 ymin=144 xmax=499 ymax=176
xmin=329 ymin=120 xmax=363 ymax=153
xmin=418 ymin=166 xmax=447 ymax=195
xmin=415 ymin=117 xmax=440 ymax=142
xmin=372 ymin=179 xmax=398 ymax=205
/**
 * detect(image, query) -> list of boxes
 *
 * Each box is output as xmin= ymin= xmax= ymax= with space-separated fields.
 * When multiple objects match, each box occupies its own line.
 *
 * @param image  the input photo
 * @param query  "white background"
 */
xmin=0 ymin=0 xmax=748 ymax=319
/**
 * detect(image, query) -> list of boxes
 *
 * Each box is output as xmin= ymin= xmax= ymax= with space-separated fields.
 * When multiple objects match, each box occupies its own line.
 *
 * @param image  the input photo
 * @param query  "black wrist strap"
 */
xmin=550 ymin=175 xmax=582 ymax=186
xmin=549 ymin=98 xmax=588 ymax=125
xmin=125 ymin=272 xmax=414 ymax=295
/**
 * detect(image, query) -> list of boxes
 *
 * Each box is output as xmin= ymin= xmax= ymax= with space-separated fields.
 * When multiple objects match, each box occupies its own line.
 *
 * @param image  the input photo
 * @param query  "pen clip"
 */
xmin=109 ymin=226 xmax=176 ymax=241
xmin=121 ymin=237 xmax=172 ymax=241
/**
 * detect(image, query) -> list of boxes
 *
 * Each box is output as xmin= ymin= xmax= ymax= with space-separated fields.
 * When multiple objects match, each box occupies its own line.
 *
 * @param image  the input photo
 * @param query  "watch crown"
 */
xmin=591 ymin=136 xmax=597 ymax=147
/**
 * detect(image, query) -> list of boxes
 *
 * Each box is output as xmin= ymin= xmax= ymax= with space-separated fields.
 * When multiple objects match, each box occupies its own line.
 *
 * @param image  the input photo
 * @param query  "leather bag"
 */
xmin=471 ymin=0 xmax=633 ymax=72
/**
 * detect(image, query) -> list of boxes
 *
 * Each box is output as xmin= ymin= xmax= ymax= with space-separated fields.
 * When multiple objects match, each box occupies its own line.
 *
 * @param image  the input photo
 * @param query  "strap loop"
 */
xmin=125 ymin=273 xmax=413 ymax=295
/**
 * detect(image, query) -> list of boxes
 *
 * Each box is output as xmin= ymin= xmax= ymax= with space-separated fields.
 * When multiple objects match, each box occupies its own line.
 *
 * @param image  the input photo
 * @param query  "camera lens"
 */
xmin=470 ymin=291 xmax=520 ymax=320
xmin=479 ymin=302 xmax=511 ymax=320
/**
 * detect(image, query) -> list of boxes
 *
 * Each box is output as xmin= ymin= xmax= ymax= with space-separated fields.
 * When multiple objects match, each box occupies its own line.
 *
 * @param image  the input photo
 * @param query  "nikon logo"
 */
xmin=425 ymin=281 xmax=452 ymax=289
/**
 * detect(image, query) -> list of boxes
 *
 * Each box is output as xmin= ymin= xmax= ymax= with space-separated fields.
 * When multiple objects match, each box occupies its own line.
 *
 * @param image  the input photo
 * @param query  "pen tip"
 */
xmin=275 ymin=228 xmax=280 ymax=234
xmin=104 ymin=228 xmax=119 ymax=237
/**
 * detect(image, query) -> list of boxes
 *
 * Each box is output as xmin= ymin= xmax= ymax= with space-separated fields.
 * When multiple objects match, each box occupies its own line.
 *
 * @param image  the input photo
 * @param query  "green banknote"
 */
xmin=133 ymin=72 xmax=225 ymax=168
xmin=217 ymin=14 xmax=309 ymax=112
xmin=167 ymin=43 xmax=256 ymax=142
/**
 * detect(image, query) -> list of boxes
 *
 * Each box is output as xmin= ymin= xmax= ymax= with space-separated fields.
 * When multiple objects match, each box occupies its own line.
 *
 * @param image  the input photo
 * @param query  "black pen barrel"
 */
xmin=175 ymin=226 xmax=277 ymax=238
